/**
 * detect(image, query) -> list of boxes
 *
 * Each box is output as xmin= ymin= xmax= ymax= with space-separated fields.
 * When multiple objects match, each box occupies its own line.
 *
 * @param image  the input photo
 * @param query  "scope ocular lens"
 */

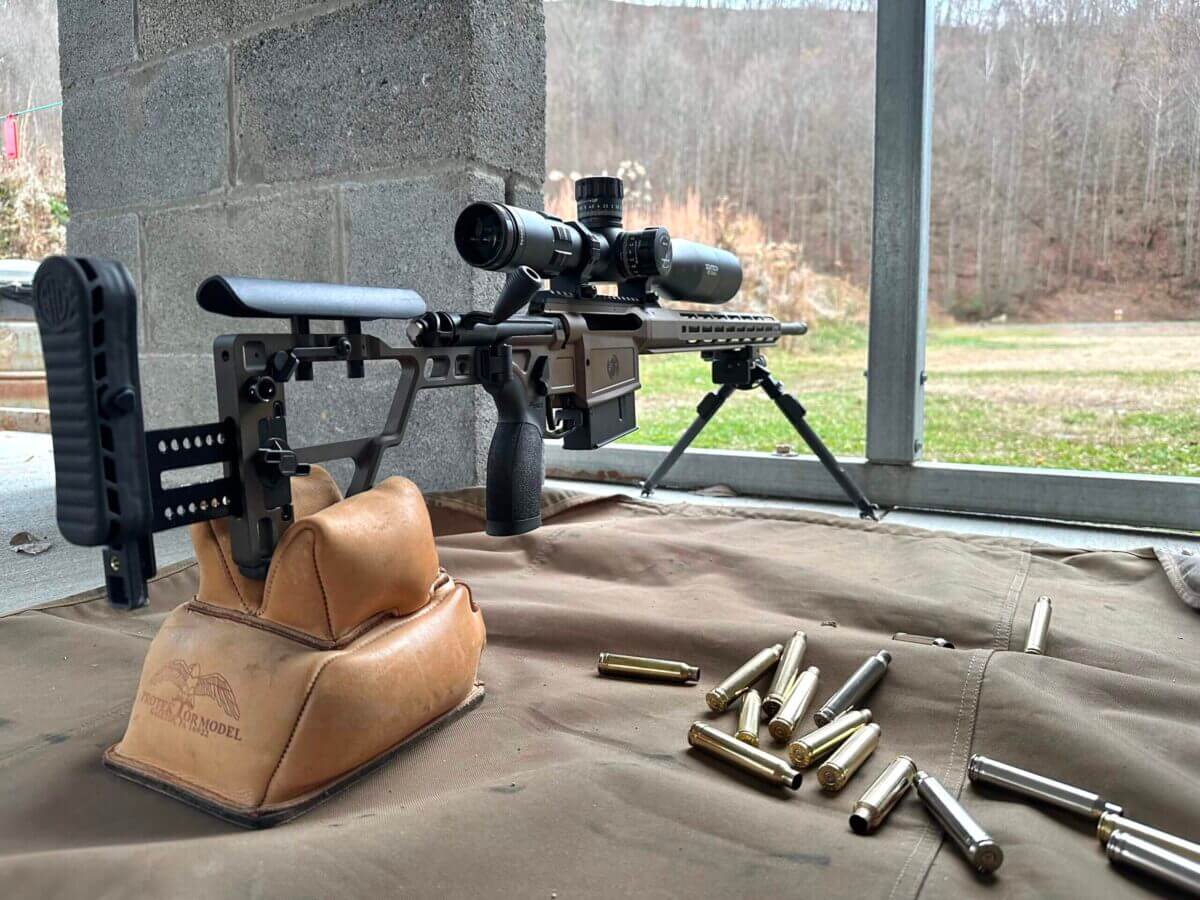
xmin=454 ymin=203 xmax=514 ymax=270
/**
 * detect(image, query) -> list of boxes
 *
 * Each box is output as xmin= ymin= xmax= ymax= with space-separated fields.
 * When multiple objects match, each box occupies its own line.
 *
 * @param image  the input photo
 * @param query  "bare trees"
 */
xmin=546 ymin=0 xmax=1200 ymax=320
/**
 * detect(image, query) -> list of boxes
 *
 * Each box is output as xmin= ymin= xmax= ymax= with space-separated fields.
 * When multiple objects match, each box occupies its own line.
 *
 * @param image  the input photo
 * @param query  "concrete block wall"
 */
xmin=58 ymin=0 xmax=545 ymax=491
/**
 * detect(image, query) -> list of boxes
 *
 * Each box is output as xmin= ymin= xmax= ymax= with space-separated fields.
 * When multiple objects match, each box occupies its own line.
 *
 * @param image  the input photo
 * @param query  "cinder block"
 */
xmin=67 ymin=213 xmax=142 ymax=295
xmin=139 ymin=352 xmax=218 ymax=430
xmin=63 ymin=46 xmax=228 ymax=213
xmin=58 ymin=0 xmax=137 ymax=85
xmin=141 ymin=189 xmax=336 ymax=353
xmin=137 ymin=0 xmax=325 ymax=59
xmin=234 ymin=0 xmax=544 ymax=185
xmin=283 ymin=367 xmax=486 ymax=490
xmin=66 ymin=212 xmax=145 ymax=343
xmin=343 ymin=169 xmax=506 ymax=345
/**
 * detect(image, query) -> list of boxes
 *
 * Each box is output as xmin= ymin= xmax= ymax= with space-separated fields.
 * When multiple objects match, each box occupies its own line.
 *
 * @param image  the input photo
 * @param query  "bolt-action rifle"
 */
xmin=29 ymin=175 xmax=865 ymax=610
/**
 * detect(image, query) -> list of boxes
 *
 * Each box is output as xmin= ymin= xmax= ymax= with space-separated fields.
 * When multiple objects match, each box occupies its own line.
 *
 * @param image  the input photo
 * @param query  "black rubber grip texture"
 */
xmin=32 ymin=256 xmax=153 ymax=546
xmin=485 ymin=420 xmax=543 ymax=536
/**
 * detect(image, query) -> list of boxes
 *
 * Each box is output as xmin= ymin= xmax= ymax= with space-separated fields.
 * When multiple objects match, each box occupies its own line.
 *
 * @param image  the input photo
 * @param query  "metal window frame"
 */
xmin=546 ymin=0 xmax=1200 ymax=534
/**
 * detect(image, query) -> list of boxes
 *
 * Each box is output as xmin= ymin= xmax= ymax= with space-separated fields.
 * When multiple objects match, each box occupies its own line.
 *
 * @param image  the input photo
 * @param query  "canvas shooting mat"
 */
xmin=0 ymin=488 xmax=1196 ymax=898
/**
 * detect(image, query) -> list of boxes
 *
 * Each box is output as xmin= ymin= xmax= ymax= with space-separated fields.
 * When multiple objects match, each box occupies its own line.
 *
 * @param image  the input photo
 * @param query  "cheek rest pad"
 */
xmin=103 ymin=468 xmax=487 ymax=827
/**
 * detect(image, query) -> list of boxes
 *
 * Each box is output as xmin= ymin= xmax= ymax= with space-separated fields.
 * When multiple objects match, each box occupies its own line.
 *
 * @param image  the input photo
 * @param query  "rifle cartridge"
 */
xmin=1023 ymin=596 xmax=1052 ymax=655
xmin=1098 ymin=813 xmax=1200 ymax=864
xmin=788 ymin=709 xmax=873 ymax=769
xmin=1106 ymin=831 xmax=1200 ymax=896
xmin=705 ymin=643 xmax=784 ymax=712
xmin=735 ymin=690 xmax=762 ymax=746
xmin=818 ymin=723 xmax=881 ymax=792
xmin=891 ymin=632 xmax=955 ymax=649
xmin=813 ymin=650 xmax=892 ymax=726
xmin=596 ymin=653 xmax=700 ymax=684
xmin=914 ymin=770 xmax=1003 ymax=875
xmin=767 ymin=666 xmax=820 ymax=743
xmin=687 ymin=722 xmax=802 ymax=790
xmin=967 ymin=754 xmax=1122 ymax=820
xmin=762 ymin=631 xmax=807 ymax=718
xmin=851 ymin=755 xmax=917 ymax=834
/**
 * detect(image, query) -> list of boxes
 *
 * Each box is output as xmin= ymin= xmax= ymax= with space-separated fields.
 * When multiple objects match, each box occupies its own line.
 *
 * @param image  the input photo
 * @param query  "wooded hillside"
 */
xmin=546 ymin=0 xmax=1200 ymax=320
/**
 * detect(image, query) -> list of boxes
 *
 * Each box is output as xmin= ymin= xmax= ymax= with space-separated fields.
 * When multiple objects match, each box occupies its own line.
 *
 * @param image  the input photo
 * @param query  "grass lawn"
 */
xmin=622 ymin=321 xmax=1200 ymax=477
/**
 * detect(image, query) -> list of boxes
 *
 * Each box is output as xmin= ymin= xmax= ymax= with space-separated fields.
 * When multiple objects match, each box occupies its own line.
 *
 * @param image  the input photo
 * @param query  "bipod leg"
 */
xmin=641 ymin=382 xmax=738 ymax=497
xmin=757 ymin=374 xmax=879 ymax=520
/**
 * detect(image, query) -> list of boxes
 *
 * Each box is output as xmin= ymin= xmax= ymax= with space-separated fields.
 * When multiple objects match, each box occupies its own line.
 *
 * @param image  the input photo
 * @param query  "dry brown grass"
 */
xmin=0 ymin=147 xmax=66 ymax=260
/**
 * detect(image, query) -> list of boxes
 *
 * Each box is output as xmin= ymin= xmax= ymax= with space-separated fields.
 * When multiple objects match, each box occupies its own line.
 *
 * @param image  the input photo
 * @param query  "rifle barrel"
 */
xmin=781 ymin=321 xmax=808 ymax=336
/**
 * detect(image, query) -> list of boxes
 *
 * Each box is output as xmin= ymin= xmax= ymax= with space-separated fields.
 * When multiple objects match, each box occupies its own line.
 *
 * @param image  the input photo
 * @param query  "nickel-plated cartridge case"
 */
xmin=914 ymin=770 xmax=1003 ymax=875
xmin=967 ymin=754 xmax=1122 ymax=820
xmin=1023 ymin=596 xmax=1052 ymax=655
xmin=1098 ymin=812 xmax=1200 ymax=864
xmin=851 ymin=755 xmax=917 ymax=834
xmin=705 ymin=643 xmax=784 ymax=712
xmin=788 ymin=708 xmax=873 ymax=769
xmin=892 ymin=632 xmax=955 ymax=649
xmin=768 ymin=666 xmax=820 ymax=743
xmin=597 ymin=652 xmax=701 ymax=684
xmin=762 ymin=631 xmax=807 ymax=718
xmin=735 ymin=690 xmax=762 ymax=746
xmin=1107 ymin=830 xmax=1200 ymax=896
xmin=687 ymin=722 xmax=802 ymax=790
xmin=818 ymin=722 xmax=881 ymax=792
xmin=813 ymin=650 xmax=892 ymax=726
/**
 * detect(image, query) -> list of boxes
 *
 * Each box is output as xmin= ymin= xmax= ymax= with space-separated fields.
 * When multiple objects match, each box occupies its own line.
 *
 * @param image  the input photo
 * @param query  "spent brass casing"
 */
xmin=736 ymin=690 xmax=762 ymax=746
xmin=967 ymin=754 xmax=1122 ymax=820
xmin=914 ymin=770 xmax=1004 ymax=875
xmin=892 ymin=632 xmax=955 ymax=649
xmin=818 ymin=722 xmax=881 ymax=792
xmin=788 ymin=708 xmax=873 ymax=769
xmin=813 ymin=650 xmax=892 ymax=726
xmin=1023 ymin=596 xmax=1052 ymax=655
xmin=705 ymin=643 xmax=784 ymax=712
xmin=1098 ymin=813 xmax=1200 ymax=864
xmin=762 ymin=631 xmax=808 ymax=718
xmin=851 ymin=755 xmax=917 ymax=834
xmin=687 ymin=722 xmax=802 ymax=790
xmin=1107 ymin=831 xmax=1200 ymax=896
xmin=597 ymin=652 xmax=701 ymax=684
xmin=767 ymin=666 xmax=820 ymax=743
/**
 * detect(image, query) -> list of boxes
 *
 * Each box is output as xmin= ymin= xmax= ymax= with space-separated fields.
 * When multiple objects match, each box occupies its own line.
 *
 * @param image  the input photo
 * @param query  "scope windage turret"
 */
xmin=453 ymin=175 xmax=742 ymax=304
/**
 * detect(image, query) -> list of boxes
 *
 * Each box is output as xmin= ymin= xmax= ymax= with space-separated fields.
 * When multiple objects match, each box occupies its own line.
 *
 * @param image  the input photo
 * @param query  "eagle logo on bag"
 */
xmin=149 ymin=659 xmax=241 ymax=719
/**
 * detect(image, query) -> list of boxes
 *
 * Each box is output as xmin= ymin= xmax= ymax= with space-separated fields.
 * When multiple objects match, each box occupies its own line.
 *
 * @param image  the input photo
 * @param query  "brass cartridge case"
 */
xmin=767 ymin=666 xmax=820 ymax=743
xmin=813 ymin=650 xmax=892 ymax=726
xmin=914 ymin=770 xmax=1004 ymax=875
xmin=1023 ymin=596 xmax=1052 ymax=655
xmin=851 ymin=755 xmax=917 ymax=834
xmin=1098 ymin=813 xmax=1200 ymax=864
xmin=597 ymin=652 xmax=701 ymax=684
xmin=1107 ymin=831 xmax=1200 ymax=896
xmin=687 ymin=722 xmax=802 ymax=790
xmin=968 ymin=754 xmax=1122 ymax=820
xmin=762 ymin=631 xmax=807 ymax=718
xmin=892 ymin=632 xmax=955 ymax=649
xmin=705 ymin=643 xmax=784 ymax=712
xmin=736 ymin=690 xmax=763 ymax=746
xmin=818 ymin=723 xmax=881 ymax=792
xmin=788 ymin=709 xmax=873 ymax=769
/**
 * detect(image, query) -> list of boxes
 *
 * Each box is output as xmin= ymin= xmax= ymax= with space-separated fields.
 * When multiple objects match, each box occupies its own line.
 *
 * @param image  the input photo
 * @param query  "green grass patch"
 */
xmin=620 ymin=325 xmax=1198 ymax=477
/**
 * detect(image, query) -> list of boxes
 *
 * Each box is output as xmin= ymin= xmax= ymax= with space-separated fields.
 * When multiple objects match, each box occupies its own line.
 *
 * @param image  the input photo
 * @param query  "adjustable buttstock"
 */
xmin=32 ymin=256 xmax=156 ymax=608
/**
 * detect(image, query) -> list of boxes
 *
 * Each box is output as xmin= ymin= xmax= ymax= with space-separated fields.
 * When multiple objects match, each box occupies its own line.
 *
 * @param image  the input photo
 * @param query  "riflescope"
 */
xmin=454 ymin=175 xmax=743 ymax=304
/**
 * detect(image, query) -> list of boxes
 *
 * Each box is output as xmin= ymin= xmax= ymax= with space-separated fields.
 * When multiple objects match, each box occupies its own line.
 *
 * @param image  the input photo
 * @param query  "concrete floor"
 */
xmin=2 ymin=431 xmax=1197 ymax=616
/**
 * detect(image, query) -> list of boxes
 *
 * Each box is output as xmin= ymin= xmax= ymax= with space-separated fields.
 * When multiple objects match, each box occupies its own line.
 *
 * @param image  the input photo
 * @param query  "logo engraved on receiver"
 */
xmin=607 ymin=354 xmax=620 ymax=378
xmin=142 ymin=658 xmax=243 ymax=741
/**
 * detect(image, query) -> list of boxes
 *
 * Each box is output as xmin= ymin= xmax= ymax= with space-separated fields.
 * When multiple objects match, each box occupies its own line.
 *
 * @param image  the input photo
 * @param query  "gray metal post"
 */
xmin=865 ymin=0 xmax=934 ymax=464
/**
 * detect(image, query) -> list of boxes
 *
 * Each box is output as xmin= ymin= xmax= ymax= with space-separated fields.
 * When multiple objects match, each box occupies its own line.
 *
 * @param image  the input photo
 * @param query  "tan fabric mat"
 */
xmin=0 ymin=487 xmax=1196 ymax=898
